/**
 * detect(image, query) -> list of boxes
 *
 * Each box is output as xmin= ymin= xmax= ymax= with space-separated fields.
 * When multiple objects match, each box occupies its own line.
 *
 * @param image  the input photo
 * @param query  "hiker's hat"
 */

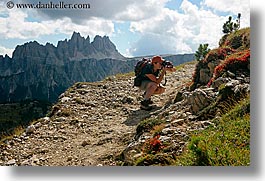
xmin=151 ymin=56 xmax=164 ymax=63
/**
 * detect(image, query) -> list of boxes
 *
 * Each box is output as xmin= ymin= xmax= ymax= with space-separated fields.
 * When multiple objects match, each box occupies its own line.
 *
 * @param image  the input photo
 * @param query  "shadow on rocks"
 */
xmin=123 ymin=105 xmax=162 ymax=126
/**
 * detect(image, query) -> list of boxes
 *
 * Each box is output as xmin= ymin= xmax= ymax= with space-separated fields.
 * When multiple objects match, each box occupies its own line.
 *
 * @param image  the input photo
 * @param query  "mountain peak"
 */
xmin=69 ymin=32 xmax=86 ymax=49
xmin=12 ymin=41 xmax=46 ymax=60
xmin=66 ymin=32 xmax=124 ymax=60
xmin=91 ymin=35 xmax=119 ymax=55
xmin=70 ymin=32 xmax=83 ymax=41
xmin=9 ymin=32 xmax=125 ymax=61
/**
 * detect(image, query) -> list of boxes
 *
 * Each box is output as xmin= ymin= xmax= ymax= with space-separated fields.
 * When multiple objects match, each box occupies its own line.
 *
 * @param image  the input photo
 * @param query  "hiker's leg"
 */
xmin=140 ymin=80 xmax=150 ymax=91
xmin=153 ymin=86 xmax=165 ymax=94
xmin=144 ymin=81 xmax=158 ymax=100
xmin=153 ymin=84 xmax=165 ymax=94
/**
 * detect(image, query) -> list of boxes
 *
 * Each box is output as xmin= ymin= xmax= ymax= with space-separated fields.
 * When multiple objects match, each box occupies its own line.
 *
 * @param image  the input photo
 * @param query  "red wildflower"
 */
xmin=142 ymin=135 xmax=163 ymax=154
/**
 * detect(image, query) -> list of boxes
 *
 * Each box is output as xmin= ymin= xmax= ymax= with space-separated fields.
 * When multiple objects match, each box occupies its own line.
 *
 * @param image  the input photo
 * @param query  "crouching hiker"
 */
xmin=134 ymin=55 xmax=176 ymax=110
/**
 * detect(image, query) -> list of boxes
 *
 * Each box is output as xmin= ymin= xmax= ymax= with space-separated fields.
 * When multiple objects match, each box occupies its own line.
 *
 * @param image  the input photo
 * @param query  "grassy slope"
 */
xmin=0 ymin=100 xmax=51 ymax=141
xmin=132 ymin=94 xmax=250 ymax=166
xmin=175 ymin=96 xmax=250 ymax=166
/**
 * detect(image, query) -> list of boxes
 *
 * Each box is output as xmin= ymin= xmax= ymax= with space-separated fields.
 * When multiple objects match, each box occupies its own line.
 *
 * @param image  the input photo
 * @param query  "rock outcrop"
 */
xmin=0 ymin=32 xmax=128 ymax=103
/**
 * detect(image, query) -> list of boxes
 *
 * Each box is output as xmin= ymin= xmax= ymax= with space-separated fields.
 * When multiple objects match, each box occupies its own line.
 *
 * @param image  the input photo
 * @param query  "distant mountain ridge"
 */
xmin=0 ymin=32 xmax=194 ymax=103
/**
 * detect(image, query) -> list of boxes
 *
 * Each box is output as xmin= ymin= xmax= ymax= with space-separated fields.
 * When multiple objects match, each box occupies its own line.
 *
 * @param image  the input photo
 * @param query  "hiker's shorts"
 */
xmin=140 ymin=80 xmax=152 ymax=90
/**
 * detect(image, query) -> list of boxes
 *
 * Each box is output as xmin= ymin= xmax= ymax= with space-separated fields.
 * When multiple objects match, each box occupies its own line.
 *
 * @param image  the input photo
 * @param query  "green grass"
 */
xmin=136 ymin=118 xmax=166 ymax=136
xmin=0 ymin=100 xmax=51 ymax=142
xmin=175 ymin=96 xmax=250 ymax=166
xmin=135 ymin=153 xmax=175 ymax=166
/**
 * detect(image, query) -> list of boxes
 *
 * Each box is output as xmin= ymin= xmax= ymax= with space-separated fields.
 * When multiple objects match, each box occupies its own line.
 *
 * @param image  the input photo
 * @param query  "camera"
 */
xmin=162 ymin=60 xmax=173 ymax=68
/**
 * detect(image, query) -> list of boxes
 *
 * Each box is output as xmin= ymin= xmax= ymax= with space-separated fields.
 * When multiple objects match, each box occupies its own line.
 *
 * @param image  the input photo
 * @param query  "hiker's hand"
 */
xmin=160 ymin=66 xmax=166 ymax=72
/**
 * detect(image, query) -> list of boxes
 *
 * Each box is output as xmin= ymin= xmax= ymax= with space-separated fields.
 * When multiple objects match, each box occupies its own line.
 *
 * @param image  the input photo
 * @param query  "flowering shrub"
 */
xmin=191 ymin=28 xmax=249 ymax=89
xmin=203 ymin=47 xmax=235 ymax=64
xmin=190 ymin=47 xmax=235 ymax=90
xmin=209 ymin=49 xmax=250 ymax=85
xmin=190 ymin=61 xmax=203 ymax=89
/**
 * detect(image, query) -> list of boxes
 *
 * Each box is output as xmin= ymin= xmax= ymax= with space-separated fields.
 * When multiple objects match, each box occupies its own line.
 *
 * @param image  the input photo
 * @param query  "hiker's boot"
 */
xmin=140 ymin=100 xmax=152 ymax=111
xmin=142 ymin=92 xmax=153 ymax=104
xmin=146 ymin=98 xmax=154 ymax=105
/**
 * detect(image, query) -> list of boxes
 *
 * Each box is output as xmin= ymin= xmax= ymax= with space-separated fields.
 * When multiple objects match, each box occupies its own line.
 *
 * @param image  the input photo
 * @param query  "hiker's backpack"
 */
xmin=133 ymin=58 xmax=150 ymax=87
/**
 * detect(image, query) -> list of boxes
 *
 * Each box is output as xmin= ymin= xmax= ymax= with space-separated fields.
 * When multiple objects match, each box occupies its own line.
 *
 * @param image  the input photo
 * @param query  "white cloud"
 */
xmin=50 ymin=17 xmax=114 ymax=39
xmin=202 ymin=0 xmax=250 ymax=28
xmin=129 ymin=7 xmax=194 ymax=56
xmin=0 ymin=8 xmax=114 ymax=40
xmin=0 ymin=9 xmax=54 ymax=39
xmin=114 ymin=0 xmax=169 ymax=21
xmin=1 ymin=0 xmax=168 ymax=56
xmin=0 ymin=6 xmax=115 ymax=55
xmin=21 ymin=0 xmax=169 ymax=22
xmin=0 ymin=0 xmax=250 ymax=57
xmin=128 ymin=0 xmax=250 ymax=56
xmin=203 ymin=0 xmax=249 ymax=15
xmin=1 ymin=0 xmax=168 ymax=39
xmin=0 ymin=46 xmax=14 ymax=57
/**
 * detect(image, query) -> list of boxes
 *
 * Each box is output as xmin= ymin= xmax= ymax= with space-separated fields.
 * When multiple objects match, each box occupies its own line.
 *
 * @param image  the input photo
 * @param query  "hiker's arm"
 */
xmin=145 ymin=69 xmax=166 ymax=84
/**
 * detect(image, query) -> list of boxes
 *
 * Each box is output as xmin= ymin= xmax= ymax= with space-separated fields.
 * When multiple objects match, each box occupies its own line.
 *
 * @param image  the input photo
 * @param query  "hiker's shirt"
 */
xmin=140 ymin=63 xmax=160 ymax=82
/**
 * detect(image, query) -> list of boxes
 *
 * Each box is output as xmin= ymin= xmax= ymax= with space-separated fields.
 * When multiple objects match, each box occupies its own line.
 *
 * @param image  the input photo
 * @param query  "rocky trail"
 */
xmin=0 ymin=62 xmax=196 ymax=166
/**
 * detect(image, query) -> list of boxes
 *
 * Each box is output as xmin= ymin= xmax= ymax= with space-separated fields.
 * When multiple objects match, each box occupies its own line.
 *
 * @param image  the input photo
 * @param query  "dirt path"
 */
xmin=0 ymin=63 xmax=195 ymax=166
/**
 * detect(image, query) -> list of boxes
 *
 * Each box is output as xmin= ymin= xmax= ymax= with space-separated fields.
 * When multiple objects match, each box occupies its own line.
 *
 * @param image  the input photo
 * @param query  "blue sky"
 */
xmin=0 ymin=0 xmax=250 ymax=58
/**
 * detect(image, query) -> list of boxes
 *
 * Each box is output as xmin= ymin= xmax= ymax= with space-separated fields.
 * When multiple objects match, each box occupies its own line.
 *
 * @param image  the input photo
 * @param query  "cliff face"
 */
xmin=0 ymin=32 xmax=127 ymax=103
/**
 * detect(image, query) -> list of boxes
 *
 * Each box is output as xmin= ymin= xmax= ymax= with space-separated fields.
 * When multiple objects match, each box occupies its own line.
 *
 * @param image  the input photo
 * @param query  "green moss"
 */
xmin=136 ymin=118 xmax=166 ymax=136
xmin=135 ymin=153 xmax=175 ymax=166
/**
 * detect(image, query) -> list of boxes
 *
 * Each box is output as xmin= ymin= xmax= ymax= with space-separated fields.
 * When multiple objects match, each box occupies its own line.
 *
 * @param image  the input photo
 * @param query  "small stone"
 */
xmin=81 ymin=140 xmax=90 ymax=147
xmin=26 ymin=125 xmax=35 ymax=134
xmin=169 ymin=111 xmax=175 ymax=115
xmin=21 ymin=160 xmax=30 ymax=166
xmin=61 ymin=97 xmax=71 ymax=102
xmin=201 ymin=121 xmax=214 ymax=128
xmin=34 ymin=122 xmax=42 ymax=128
xmin=42 ymin=117 xmax=50 ymax=123
xmin=6 ymin=159 xmax=16 ymax=166
xmin=55 ymin=117 xmax=66 ymax=122
xmin=67 ymin=156 xmax=73 ymax=162
xmin=161 ymin=128 xmax=176 ymax=135
xmin=171 ymin=119 xmax=185 ymax=127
